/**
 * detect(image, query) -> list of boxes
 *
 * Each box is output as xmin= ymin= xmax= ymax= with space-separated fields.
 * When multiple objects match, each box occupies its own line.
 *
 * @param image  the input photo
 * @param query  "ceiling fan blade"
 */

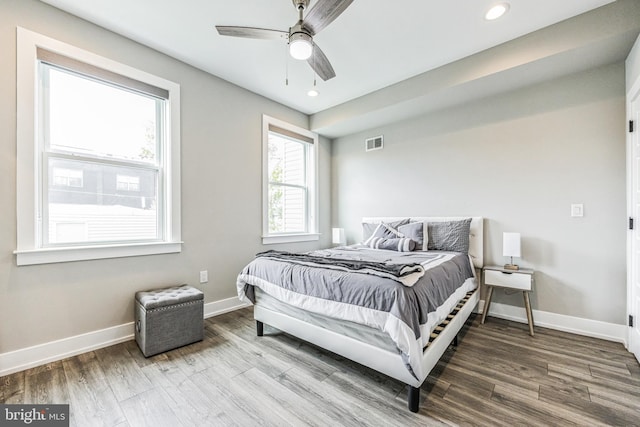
xmin=216 ymin=26 xmax=288 ymax=40
xmin=303 ymin=0 xmax=354 ymax=35
xmin=308 ymin=43 xmax=336 ymax=81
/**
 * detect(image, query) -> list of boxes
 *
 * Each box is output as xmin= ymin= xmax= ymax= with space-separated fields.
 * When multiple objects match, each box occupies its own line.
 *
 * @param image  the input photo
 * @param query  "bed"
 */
xmin=237 ymin=216 xmax=483 ymax=412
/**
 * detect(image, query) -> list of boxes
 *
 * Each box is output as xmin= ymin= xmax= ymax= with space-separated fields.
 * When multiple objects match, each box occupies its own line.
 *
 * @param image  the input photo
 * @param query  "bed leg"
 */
xmin=452 ymin=334 xmax=458 ymax=348
xmin=256 ymin=320 xmax=264 ymax=337
xmin=408 ymin=386 xmax=420 ymax=413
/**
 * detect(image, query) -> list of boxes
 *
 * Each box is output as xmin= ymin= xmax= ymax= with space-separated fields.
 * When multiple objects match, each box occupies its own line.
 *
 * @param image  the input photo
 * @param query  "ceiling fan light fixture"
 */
xmin=289 ymin=32 xmax=313 ymax=60
xmin=485 ymin=3 xmax=510 ymax=20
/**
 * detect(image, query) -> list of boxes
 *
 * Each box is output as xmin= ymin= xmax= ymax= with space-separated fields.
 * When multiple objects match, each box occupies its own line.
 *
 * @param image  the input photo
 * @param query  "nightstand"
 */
xmin=481 ymin=265 xmax=535 ymax=336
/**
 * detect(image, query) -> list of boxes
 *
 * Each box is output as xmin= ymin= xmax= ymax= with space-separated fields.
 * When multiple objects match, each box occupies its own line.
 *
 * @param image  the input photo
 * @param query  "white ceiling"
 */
xmin=40 ymin=0 xmax=615 ymax=116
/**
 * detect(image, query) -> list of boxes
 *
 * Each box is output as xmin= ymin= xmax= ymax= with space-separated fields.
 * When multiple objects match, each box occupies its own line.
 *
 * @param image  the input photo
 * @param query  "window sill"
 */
xmin=262 ymin=233 xmax=320 ymax=245
xmin=14 ymin=241 xmax=183 ymax=266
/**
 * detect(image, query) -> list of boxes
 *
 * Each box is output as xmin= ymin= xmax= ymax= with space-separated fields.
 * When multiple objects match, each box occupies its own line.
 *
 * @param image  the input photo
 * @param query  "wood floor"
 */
xmin=2 ymin=308 xmax=639 ymax=426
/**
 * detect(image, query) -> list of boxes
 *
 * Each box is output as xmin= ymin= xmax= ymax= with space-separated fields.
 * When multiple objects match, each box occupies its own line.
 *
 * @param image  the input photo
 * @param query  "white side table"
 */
xmin=481 ymin=265 xmax=535 ymax=336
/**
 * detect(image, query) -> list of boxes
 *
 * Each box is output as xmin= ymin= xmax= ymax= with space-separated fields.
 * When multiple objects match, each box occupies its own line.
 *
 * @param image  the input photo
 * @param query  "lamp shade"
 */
xmin=332 ymin=228 xmax=346 ymax=245
xmin=503 ymin=232 xmax=521 ymax=257
xmin=289 ymin=33 xmax=313 ymax=60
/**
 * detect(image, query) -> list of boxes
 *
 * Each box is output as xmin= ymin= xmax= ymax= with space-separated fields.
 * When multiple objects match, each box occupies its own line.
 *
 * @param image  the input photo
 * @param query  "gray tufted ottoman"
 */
xmin=134 ymin=285 xmax=204 ymax=357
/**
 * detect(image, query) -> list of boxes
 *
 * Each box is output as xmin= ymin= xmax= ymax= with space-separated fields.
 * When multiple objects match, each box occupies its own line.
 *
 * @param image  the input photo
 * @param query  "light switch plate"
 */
xmin=571 ymin=204 xmax=584 ymax=217
xmin=199 ymin=270 xmax=208 ymax=283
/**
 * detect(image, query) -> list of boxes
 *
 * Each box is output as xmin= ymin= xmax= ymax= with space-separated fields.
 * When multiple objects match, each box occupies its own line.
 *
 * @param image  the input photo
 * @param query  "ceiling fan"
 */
xmin=215 ymin=0 xmax=354 ymax=81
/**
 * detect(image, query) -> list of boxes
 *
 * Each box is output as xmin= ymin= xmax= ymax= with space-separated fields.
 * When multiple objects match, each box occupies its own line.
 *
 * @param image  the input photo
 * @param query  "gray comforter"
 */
xmin=237 ymin=245 xmax=475 ymax=379
xmin=254 ymin=249 xmax=426 ymax=286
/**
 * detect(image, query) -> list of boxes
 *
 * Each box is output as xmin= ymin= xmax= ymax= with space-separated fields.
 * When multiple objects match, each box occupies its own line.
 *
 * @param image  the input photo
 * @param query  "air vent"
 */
xmin=365 ymin=135 xmax=383 ymax=152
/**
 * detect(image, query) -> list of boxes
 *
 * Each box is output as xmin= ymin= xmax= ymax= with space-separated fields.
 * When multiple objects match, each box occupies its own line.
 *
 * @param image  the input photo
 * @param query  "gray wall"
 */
xmin=0 ymin=0 xmax=331 ymax=353
xmin=627 ymin=34 xmax=640 ymax=91
xmin=332 ymin=62 xmax=626 ymax=325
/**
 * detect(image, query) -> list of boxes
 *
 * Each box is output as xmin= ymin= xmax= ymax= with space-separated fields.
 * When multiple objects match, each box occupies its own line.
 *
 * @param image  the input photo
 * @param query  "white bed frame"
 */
xmin=254 ymin=217 xmax=484 ymax=412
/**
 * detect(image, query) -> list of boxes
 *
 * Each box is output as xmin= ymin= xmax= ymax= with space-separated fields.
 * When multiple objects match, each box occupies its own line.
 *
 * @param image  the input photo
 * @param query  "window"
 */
xmin=116 ymin=175 xmax=141 ymax=192
xmin=262 ymin=115 xmax=318 ymax=244
xmin=52 ymin=168 xmax=83 ymax=188
xmin=16 ymin=28 xmax=181 ymax=265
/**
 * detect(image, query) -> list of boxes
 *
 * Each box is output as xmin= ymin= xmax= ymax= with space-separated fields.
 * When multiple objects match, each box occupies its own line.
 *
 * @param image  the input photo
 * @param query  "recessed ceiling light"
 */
xmin=485 ymin=3 xmax=510 ymax=20
xmin=307 ymin=89 xmax=319 ymax=97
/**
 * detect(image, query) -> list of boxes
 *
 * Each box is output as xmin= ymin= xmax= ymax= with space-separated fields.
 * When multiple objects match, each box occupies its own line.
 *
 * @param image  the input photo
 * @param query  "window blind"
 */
xmin=268 ymin=124 xmax=314 ymax=144
xmin=37 ymin=47 xmax=169 ymax=99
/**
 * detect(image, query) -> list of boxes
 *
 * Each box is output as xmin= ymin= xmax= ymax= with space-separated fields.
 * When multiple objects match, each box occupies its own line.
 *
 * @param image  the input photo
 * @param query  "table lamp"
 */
xmin=503 ymin=232 xmax=521 ymax=270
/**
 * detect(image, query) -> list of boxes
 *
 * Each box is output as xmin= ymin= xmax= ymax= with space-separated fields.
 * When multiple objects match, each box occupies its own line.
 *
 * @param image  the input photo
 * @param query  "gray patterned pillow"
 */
xmin=427 ymin=219 xmax=472 ymax=253
xmin=362 ymin=219 xmax=409 ymax=242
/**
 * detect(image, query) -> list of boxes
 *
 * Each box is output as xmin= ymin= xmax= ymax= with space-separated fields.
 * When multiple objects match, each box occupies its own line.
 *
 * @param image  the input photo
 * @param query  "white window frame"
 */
xmin=262 ymin=115 xmax=319 ymax=245
xmin=15 ymin=27 xmax=182 ymax=265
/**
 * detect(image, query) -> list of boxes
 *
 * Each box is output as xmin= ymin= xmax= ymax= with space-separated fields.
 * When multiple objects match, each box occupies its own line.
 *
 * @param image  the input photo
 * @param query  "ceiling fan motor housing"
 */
xmin=292 ymin=0 xmax=310 ymax=10
xmin=288 ymin=24 xmax=313 ymax=60
xmin=289 ymin=22 xmax=312 ymax=40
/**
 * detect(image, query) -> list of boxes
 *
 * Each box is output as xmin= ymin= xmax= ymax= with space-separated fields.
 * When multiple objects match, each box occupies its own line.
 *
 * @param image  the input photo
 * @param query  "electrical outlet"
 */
xmin=571 ymin=204 xmax=584 ymax=217
xmin=199 ymin=270 xmax=208 ymax=283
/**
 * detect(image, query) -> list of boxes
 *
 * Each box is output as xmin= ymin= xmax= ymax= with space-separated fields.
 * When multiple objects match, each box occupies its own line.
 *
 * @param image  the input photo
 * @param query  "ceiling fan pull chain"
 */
xmin=285 ymin=43 xmax=289 ymax=86
xmin=313 ymin=42 xmax=317 ymax=86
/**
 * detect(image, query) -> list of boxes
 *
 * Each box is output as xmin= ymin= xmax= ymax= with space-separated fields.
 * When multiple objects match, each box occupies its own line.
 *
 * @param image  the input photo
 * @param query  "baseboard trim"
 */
xmin=204 ymin=296 xmax=250 ymax=319
xmin=0 ymin=296 xmax=249 ymax=377
xmin=479 ymin=299 xmax=628 ymax=346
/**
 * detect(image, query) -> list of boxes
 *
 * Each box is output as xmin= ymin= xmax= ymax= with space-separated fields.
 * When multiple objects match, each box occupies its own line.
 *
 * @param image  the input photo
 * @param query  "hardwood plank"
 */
xmin=422 ymin=375 xmax=451 ymax=399
xmin=189 ymin=368 xmax=264 ymax=427
xmin=421 ymin=393 xmax=497 ymax=427
xmin=193 ymin=364 xmax=302 ymax=427
xmin=24 ymin=361 xmax=71 ymax=405
xmin=538 ymin=383 xmax=638 ymax=426
xmin=123 ymin=340 xmax=159 ymax=369
xmin=429 ymin=359 xmax=495 ymax=400
xmin=62 ymin=352 xmax=127 ymax=426
xmin=140 ymin=354 xmax=236 ymax=426
xmin=461 ymin=328 xmax=558 ymax=371
xmin=442 ymin=385 xmax=532 ymax=427
xmin=490 ymin=382 xmax=590 ymax=426
xmin=321 ymin=370 xmax=425 ymax=425
xmin=240 ymin=367 xmax=338 ymax=427
xmin=281 ymin=366 xmax=428 ymax=427
xmin=445 ymin=346 xmax=544 ymax=394
xmin=25 ymin=360 xmax=63 ymax=376
xmin=536 ymin=323 xmax=631 ymax=352
xmin=548 ymin=363 xmax=640 ymax=397
xmin=165 ymin=339 xmax=216 ymax=377
xmin=1 ymin=370 xmax=25 ymax=404
xmin=95 ymin=343 xmax=154 ymax=402
xmin=208 ymin=322 xmax=292 ymax=378
xmin=275 ymin=367 xmax=381 ymax=427
xmin=588 ymin=382 xmax=640 ymax=408
xmin=119 ymin=388 xmax=184 ymax=427
xmin=588 ymin=388 xmax=640 ymax=422
xmin=589 ymin=364 xmax=640 ymax=387
xmin=492 ymin=383 xmax=539 ymax=402
xmin=212 ymin=315 xmax=339 ymax=381
xmin=539 ymin=383 xmax=590 ymax=403
xmin=628 ymin=360 xmax=640 ymax=378
xmin=177 ymin=329 xmax=254 ymax=379
xmin=477 ymin=321 xmax=632 ymax=369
